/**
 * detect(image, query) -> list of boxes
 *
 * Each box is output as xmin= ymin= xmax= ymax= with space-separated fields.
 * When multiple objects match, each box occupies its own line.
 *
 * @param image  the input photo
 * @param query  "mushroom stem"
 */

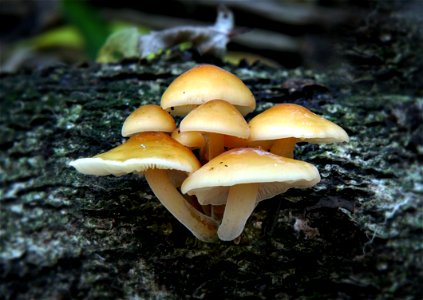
xmin=217 ymin=183 xmax=259 ymax=241
xmin=205 ymin=133 xmax=224 ymax=161
xmin=270 ymin=138 xmax=298 ymax=158
xmin=145 ymin=169 xmax=218 ymax=242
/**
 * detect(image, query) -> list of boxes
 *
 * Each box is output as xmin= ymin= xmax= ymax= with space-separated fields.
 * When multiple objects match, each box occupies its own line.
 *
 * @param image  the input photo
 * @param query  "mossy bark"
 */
xmin=1 ymin=11 xmax=422 ymax=300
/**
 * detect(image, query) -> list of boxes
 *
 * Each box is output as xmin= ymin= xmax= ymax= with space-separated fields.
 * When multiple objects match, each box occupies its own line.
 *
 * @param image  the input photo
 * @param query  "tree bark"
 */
xmin=1 ymin=15 xmax=422 ymax=300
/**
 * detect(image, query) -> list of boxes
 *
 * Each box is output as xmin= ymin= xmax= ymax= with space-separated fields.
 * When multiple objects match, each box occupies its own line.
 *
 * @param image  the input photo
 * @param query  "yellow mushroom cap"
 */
xmin=180 ymin=100 xmax=250 ymax=139
xmin=121 ymin=104 xmax=176 ymax=137
xmin=160 ymin=64 xmax=256 ymax=116
xmin=69 ymin=132 xmax=200 ymax=176
xmin=171 ymin=129 xmax=205 ymax=149
xmin=181 ymin=147 xmax=320 ymax=205
xmin=249 ymin=103 xmax=349 ymax=143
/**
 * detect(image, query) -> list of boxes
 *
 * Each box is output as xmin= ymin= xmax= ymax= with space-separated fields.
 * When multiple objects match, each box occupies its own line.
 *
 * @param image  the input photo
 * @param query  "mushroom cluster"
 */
xmin=70 ymin=64 xmax=349 ymax=242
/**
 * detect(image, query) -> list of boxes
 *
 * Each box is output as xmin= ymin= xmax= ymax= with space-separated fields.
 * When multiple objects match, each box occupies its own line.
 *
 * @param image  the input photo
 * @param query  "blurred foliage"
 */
xmin=97 ymin=27 xmax=144 ymax=63
xmin=25 ymin=26 xmax=84 ymax=50
xmin=61 ymin=0 xmax=111 ymax=59
xmin=15 ymin=22 xmax=148 ymax=57
xmin=4 ymin=3 xmax=152 ymax=67
xmin=2 ymin=0 xmax=420 ymax=73
xmin=97 ymin=27 xmax=197 ymax=63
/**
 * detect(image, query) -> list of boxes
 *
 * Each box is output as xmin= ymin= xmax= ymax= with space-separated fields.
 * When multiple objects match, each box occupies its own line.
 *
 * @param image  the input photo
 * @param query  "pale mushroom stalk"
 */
xmin=217 ymin=183 xmax=259 ymax=241
xmin=270 ymin=137 xmax=298 ymax=158
xmin=145 ymin=169 xmax=219 ymax=242
xmin=205 ymin=132 xmax=225 ymax=161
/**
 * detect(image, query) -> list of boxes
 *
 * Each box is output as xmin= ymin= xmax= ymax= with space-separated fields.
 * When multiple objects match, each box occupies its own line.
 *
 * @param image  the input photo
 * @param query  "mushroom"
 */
xmin=170 ymin=128 xmax=206 ymax=188
xmin=160 ymin=64 xmax=256 ymax=116
xmin=224 ymin=135 xmax=248 ymax=149
xmin=249 ymin=103 xmax=349 ymax=158
xmin=171 ymin=128 xmax=205 ymax=150
xmin=69 ymin=132 xmax=218 ymax=242
xmin=180 ymin=99 xmax=250 ymax=161
xmin=121 ymin=104 xmax=176 ymax=137
xmin=181 ymin=148 xmax=321 ymax=241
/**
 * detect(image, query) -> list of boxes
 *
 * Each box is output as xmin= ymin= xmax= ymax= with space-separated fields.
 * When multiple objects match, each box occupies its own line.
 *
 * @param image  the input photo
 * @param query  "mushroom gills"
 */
xmin=190 ymin=187 xmax=228 ymax=206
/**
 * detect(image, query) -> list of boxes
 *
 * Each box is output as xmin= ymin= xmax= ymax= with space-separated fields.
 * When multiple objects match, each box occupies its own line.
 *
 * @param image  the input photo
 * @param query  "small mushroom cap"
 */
xmin=181 ymin=148 xmax=320 ymax=205
xmin=121 ymin=104 xmax=176 ymax=137
xmin=249 ymin=103 xmax=349 ymax=143
xmin=180 ymin=100 xmax=250 ymax=138
xmin=171 ymin=129 xmax=205 ymax=149
xmin=161 ymin=64 xmax=256 ymax=116
xmin=69 ymin=132 xmax=200 ymax=176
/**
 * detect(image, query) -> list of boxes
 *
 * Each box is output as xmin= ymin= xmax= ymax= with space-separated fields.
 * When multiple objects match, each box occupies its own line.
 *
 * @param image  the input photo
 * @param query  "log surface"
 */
xmin=1 ymin=12 xmax=422 ymax=300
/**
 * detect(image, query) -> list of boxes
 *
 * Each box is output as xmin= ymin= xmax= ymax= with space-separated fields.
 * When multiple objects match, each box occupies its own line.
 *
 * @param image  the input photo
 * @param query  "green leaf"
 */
xmin=61 ymin=0 xmax=110 ymax=59
xmin=97 ymin=27 xmax=141 ymax=63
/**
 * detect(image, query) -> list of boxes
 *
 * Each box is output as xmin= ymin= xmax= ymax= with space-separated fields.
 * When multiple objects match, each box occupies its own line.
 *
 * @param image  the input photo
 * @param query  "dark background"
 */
xmin=2 ymin=0 xmax=421 ymax=71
